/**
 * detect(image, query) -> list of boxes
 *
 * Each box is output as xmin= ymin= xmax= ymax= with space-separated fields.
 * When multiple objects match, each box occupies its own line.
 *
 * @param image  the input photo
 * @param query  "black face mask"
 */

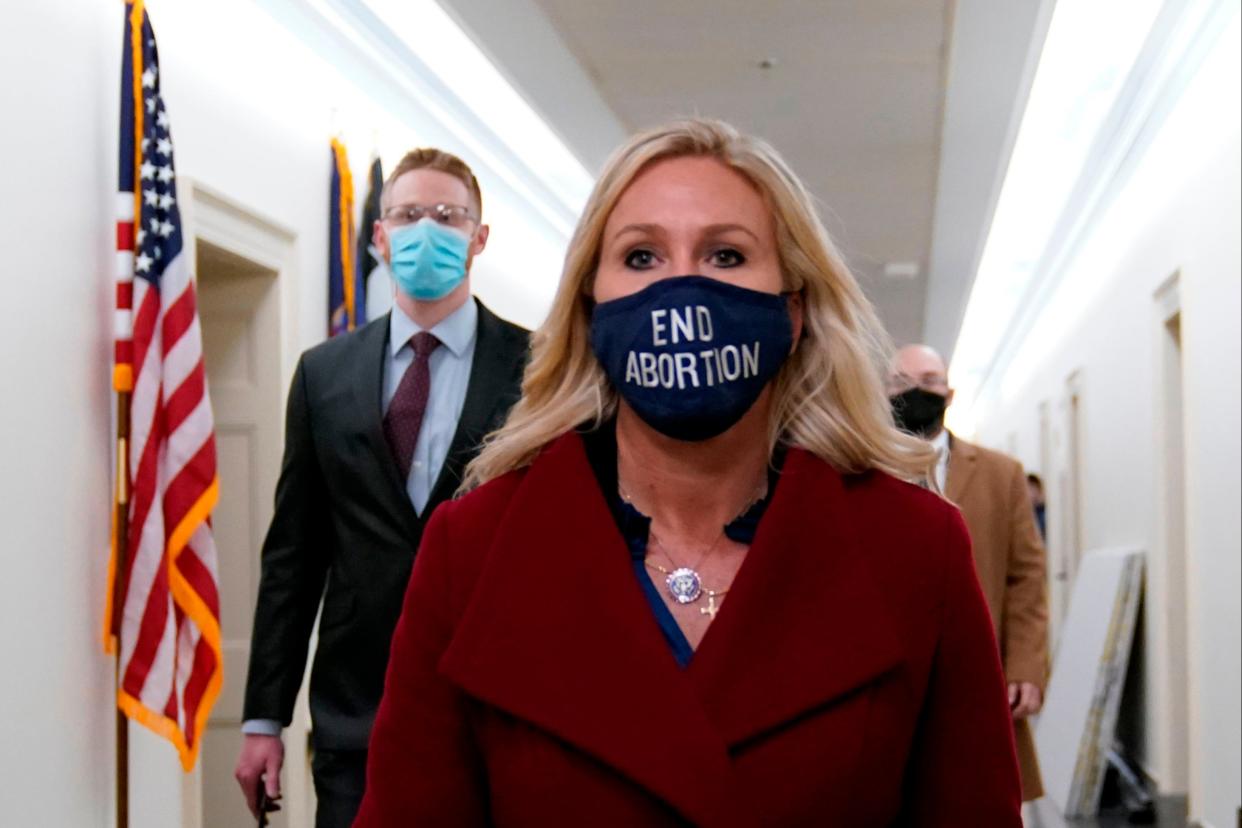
xmin=890 ymin=387 xmax=948 ymax=437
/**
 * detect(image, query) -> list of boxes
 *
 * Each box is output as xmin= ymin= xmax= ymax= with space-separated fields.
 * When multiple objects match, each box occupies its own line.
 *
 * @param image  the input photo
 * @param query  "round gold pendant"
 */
xmin=666 ymin=567 xmax=703 ymax=604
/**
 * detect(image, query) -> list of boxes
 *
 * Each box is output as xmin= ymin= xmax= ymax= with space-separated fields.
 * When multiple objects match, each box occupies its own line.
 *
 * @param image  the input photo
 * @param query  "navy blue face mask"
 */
xmin=590 ymin=275 xmax=795 ymax=441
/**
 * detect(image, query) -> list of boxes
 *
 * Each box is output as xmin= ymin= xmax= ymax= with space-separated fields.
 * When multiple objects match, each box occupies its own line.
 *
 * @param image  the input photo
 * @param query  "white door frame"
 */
xmin=179 ymin=180 xmax=313 ymax=828
xmin=1062 ymin=369 xmax=1086 ymax=588
xmin=1150 ymin=272 xmax=1191 ymax=794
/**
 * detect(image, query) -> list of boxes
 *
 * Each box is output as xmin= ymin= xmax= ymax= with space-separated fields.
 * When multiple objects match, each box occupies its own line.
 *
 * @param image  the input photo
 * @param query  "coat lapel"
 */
xmin=425 ymin=301 xmax=520 ymax=508
xmin=438 ymin=434 xmax=750 ymax=827
xmin=439 ymin=435 xmax=909 ymax=823
xmin=689 ymin=450 xmax=905 ymax=747
xmin=945 ymin=432 xmax=977 ymax=505
xmin=350 ymin=313 xmax=423 ymax=540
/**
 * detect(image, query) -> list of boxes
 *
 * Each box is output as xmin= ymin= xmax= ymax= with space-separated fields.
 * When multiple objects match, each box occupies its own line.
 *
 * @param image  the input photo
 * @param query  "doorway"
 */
xmin=185 ymin=184 xmax=315 ymax=828
xmin=1047 ymin=371 xmax=1086 ymax=642
xmin=1063 ymin=371 xmax=1086 ymax=588
xmin=1038 ymin=400 xmax=1063 ymax=644
xmin=196 ymin=240 xmax=287 ymax=828
xmin=1154 ymin=275 xmax=1190 ymax=796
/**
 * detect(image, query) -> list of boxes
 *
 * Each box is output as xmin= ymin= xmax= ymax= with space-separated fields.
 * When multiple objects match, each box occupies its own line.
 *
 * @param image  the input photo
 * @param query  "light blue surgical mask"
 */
xmin=387 ymin=219 xmax=470 ymax=301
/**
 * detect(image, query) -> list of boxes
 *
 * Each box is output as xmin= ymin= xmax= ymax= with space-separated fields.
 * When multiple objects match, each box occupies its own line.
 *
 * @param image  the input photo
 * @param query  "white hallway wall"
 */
xmin=0 ymin=0 xmax=125 ymax=823
xmin=0 ymin=0 xmax=571 ymax=825
xmin=969 ymin=23 xmax=1240 ymax=827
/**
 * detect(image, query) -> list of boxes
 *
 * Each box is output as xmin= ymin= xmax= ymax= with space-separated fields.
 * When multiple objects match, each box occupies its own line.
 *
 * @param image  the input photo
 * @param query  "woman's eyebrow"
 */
xmin=702 ymin=223 xmax=761 ymax=243
xmin=611 ymin=223 xmax=663 ymax=241
xmin=609 ymin=222 xmax=762 ymax=244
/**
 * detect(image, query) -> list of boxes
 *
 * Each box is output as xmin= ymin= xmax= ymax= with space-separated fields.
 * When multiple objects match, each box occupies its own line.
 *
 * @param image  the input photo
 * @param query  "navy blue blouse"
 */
xmin=580 ymin=422 xmax=782 ymax=667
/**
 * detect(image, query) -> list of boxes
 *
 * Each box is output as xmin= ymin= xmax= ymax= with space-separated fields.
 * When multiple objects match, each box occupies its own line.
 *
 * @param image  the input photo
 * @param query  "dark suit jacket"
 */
xmin=242 ymin=299 xmax=529 ymax=750
xmin=354 ymin=432 xmax=1023 ymax=826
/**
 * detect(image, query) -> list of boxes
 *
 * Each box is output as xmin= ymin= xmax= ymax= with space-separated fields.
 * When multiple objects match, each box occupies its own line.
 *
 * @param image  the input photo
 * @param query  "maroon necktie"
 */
xmin=383 ymin=331 xmax=441 ymax=481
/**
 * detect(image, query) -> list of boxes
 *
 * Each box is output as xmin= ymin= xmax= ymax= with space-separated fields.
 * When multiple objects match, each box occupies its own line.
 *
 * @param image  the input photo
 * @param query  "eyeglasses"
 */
xmin=886 ymin=372 xmax=949 ymax=393
xmin=382 ymin=203 xmax=477 ymax=229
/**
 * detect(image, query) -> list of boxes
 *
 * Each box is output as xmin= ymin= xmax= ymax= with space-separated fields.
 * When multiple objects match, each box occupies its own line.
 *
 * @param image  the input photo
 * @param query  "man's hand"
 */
xmin=1008 ymin=682 xmax=1043 ymax=719
xmin=235 ymin=734 xmax=284 ymax=819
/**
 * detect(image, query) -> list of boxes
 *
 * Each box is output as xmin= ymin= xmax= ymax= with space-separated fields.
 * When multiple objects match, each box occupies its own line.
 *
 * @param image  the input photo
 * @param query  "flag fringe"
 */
xmin=167 ymin=477 xmax=222 ymax=650
xmin=117 ymin=661 xmax=222 ymax=773
xmin=114 ymin=480 xmax=223 ymax=771
xmin=103 ymin=522 xmax=118 ymax=654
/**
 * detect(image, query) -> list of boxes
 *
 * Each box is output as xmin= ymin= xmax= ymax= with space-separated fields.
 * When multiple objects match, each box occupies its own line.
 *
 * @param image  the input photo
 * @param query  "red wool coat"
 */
xmin=353 ymin=433 xmax=1022 ymax=827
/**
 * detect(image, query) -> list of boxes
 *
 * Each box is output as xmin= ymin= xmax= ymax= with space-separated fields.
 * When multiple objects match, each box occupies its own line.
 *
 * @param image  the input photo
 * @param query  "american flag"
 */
xmin=106 ymin=0 xmax=222 ymax=771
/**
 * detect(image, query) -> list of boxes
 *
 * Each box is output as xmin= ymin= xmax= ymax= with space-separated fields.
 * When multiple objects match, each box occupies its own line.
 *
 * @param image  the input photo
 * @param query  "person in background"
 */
xmin=889 ymin=344 xmax=1050 ymax=803
xmin=1027 ymin=472 xmax=1047 ymax=540
xmin=354 ymin=118 xmax=1022 ymax=826
xmin=233 ymin=148 xmax=529 ymax=828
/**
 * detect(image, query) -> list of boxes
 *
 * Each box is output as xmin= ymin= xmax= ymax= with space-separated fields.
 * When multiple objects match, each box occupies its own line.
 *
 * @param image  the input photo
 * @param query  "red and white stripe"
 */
xmin=115 ymin=193 xmax=135 ymax=380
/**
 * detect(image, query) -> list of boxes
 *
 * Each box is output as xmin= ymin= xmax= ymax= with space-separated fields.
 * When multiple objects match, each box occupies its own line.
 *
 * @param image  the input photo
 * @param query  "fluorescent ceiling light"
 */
xmin=999 ymin=9 xmax=1241 ymax=402
xmin=947 ymin=0 xmax=1165 ymax=427
xmin=356 ymin=0 xmax=594 ymax=212
xmin=884 ymin=261 xmax=921 ymax=280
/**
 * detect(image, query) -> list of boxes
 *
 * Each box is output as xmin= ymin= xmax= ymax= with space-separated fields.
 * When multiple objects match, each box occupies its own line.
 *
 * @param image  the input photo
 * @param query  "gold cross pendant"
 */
xmin=700 ymin=592 xmax=722 ymax=618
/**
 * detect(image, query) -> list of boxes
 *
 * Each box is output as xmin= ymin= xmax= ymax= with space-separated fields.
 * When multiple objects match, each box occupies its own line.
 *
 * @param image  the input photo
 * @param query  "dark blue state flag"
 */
xmin=329 ymin=139 xmax=359 ymax=336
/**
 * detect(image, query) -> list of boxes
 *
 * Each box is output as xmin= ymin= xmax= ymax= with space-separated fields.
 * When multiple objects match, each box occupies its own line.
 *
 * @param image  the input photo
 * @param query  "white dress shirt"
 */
xmin=931 ymin=428 xmax=951 ymax=494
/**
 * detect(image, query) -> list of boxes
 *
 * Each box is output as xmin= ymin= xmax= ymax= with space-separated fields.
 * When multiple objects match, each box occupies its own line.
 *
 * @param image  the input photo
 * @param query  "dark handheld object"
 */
xmin=256 ymin=783 xmax=281 ymax=827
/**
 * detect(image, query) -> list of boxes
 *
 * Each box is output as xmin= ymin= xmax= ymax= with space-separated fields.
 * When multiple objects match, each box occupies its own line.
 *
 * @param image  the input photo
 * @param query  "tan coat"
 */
xmin=946 ymin=434 xmax=1049 ymax=801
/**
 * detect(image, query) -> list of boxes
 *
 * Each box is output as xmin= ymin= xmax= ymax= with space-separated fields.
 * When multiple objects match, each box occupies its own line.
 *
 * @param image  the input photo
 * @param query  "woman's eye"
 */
xmin=709 ymin=248 xmax=746 ymax=268
xmin=624 ymin=249 xmax=657 ymax=269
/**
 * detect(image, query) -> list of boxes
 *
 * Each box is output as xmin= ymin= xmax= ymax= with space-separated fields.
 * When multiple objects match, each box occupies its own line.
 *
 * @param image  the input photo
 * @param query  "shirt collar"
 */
xmin=389 ymin=296 xmax=478 ymax=359
xmin=930 ymin=428 xmax=951 ymax=457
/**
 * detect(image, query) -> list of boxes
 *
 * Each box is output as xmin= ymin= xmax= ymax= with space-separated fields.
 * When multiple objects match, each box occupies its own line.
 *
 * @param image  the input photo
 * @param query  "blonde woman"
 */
xmin=354 ymin=119 xmax=1022 ymax=827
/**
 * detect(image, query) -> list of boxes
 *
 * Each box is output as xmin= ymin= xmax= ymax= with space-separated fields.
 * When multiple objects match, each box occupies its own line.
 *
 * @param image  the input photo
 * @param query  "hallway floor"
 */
xmin=1025 ymin=796 xmax=1189 ymax=828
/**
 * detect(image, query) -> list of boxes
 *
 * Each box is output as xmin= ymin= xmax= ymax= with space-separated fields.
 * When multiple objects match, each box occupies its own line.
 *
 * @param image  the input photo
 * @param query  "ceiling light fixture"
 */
xmin=945 ymin=0 xmax=1182 ymax=433
xmin=353 ymin=0 xmax=594 ymax=213
xmin=884 ymin=261 xmax=921 ymax=280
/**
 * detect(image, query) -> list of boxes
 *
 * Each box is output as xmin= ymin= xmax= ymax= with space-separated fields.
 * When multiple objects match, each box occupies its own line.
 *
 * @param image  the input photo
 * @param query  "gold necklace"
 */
xmin=646 ymin=528 xmax=726 ymax=609
xmin=618 ymin=481 xmax=766 ymax=614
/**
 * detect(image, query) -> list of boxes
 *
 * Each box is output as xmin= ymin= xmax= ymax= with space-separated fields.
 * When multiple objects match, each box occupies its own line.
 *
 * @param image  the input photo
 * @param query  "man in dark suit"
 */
xmin=233 ymin=148 xmax=529 ymax=828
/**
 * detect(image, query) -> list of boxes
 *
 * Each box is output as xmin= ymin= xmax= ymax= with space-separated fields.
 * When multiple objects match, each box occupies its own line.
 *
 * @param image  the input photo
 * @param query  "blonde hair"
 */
xmin=463 ymin=118 xmax=934 ymax=489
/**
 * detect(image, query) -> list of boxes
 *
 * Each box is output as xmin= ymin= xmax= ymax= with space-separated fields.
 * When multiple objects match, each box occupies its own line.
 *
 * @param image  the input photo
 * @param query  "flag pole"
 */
xmin=117 ymin=1 xmax=142 ymax=818
xmin=114 ymin=388 xmax=131 ymax=828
